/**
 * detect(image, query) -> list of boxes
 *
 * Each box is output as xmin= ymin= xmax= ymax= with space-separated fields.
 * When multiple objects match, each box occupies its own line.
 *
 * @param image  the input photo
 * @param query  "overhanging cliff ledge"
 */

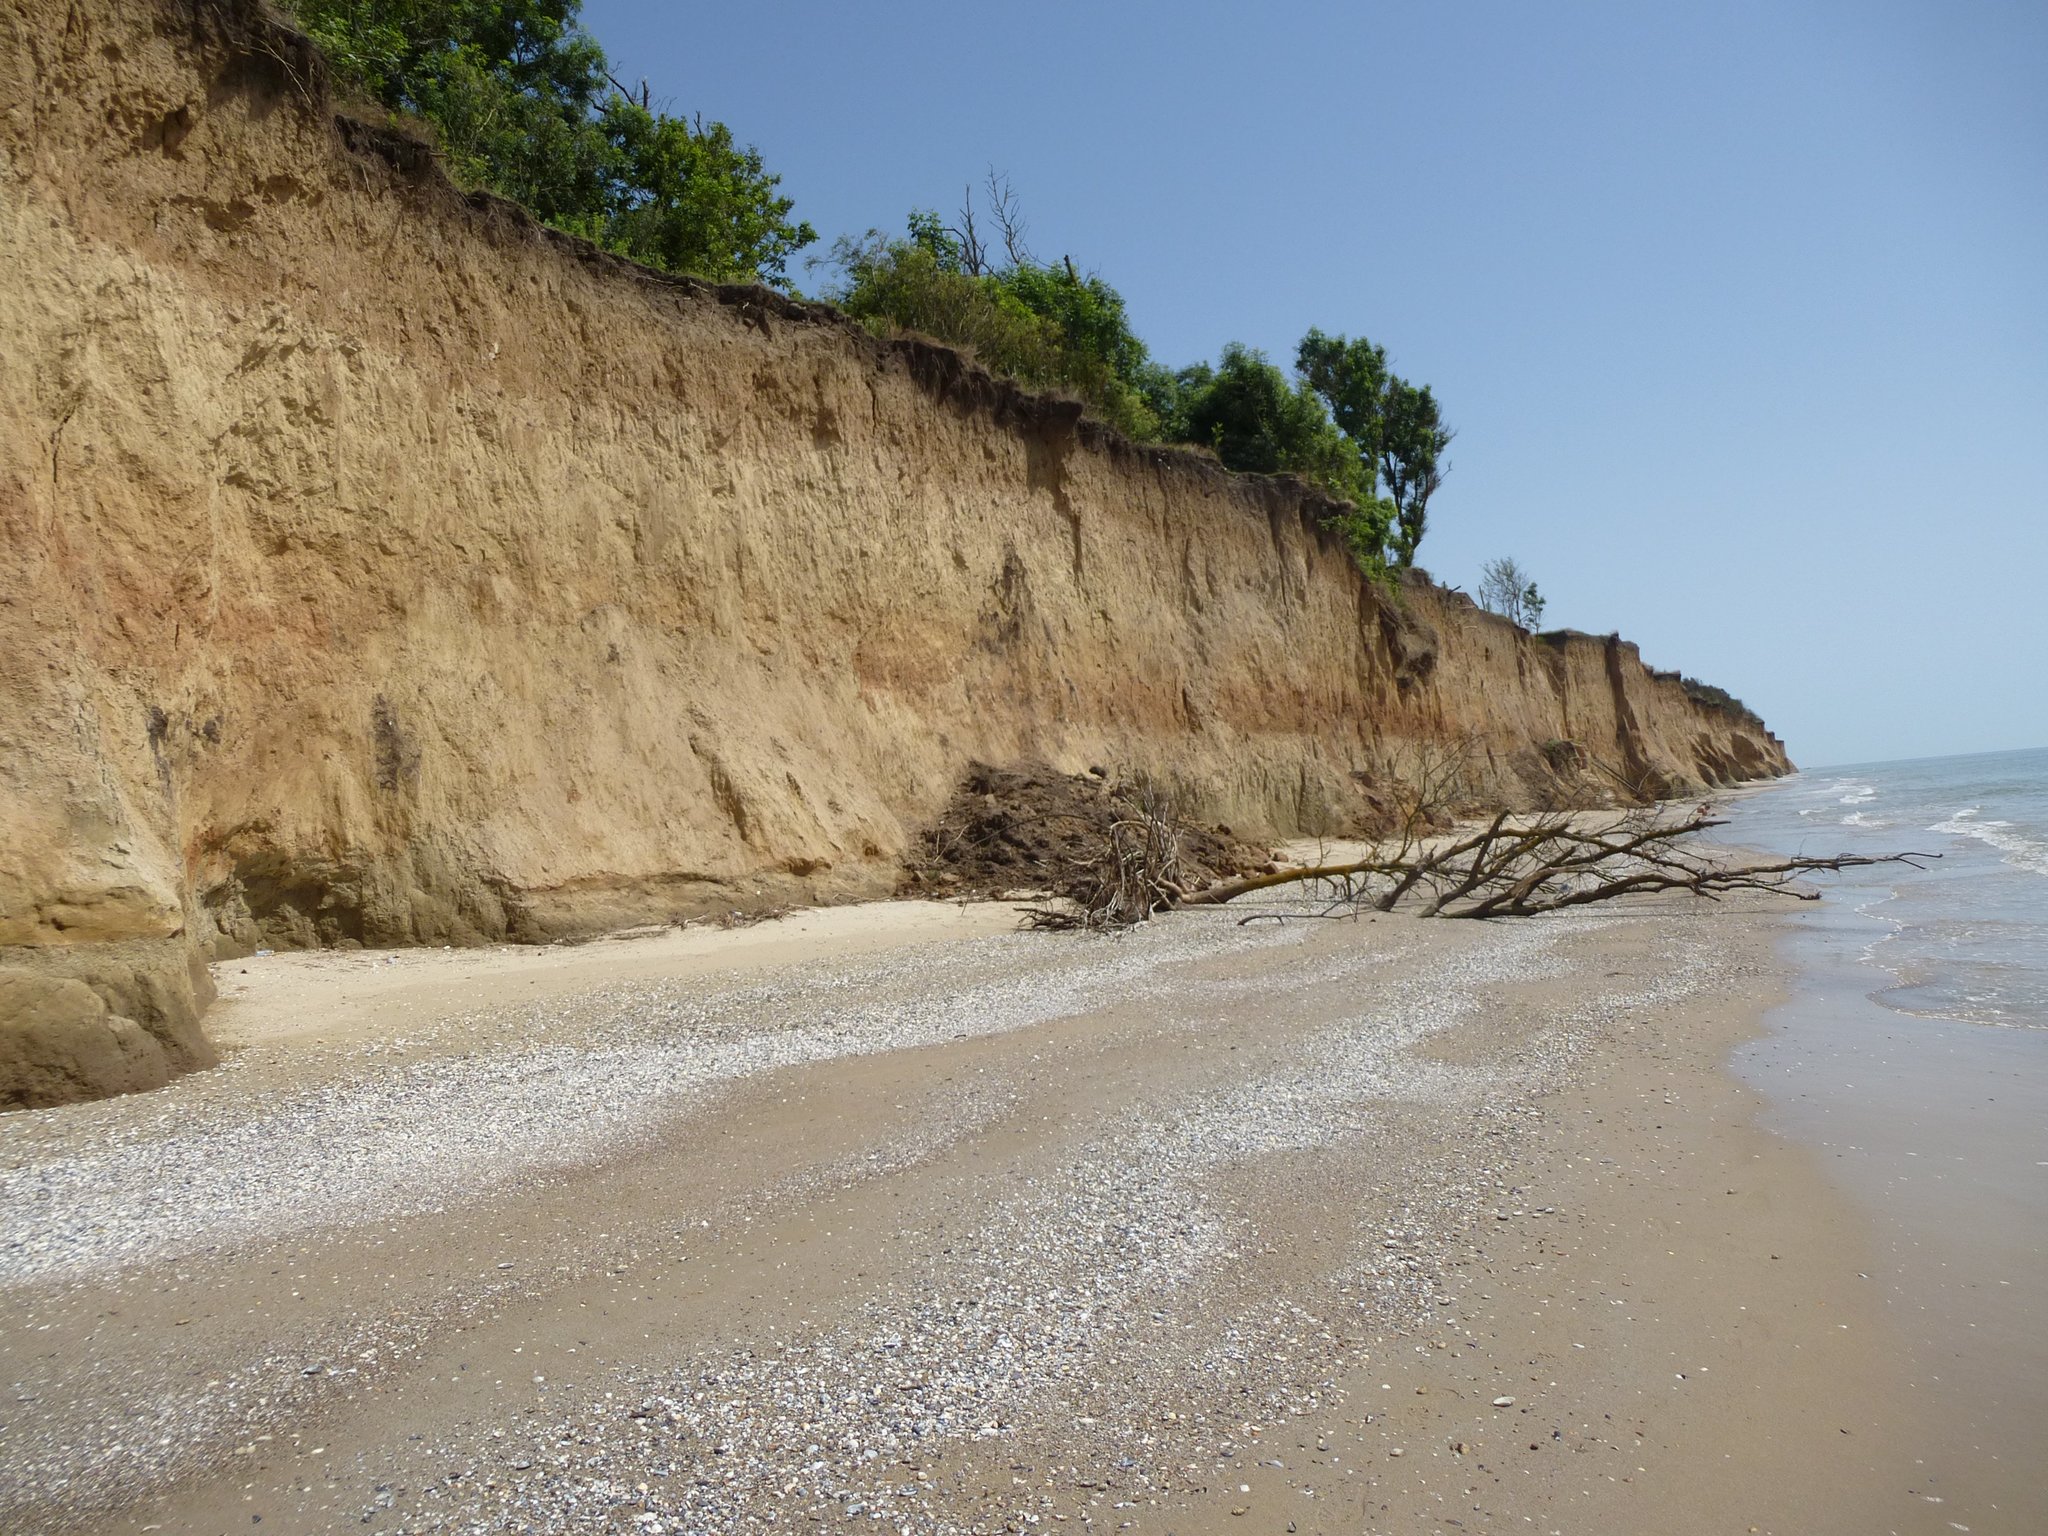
xmin=0 ymin=0 xmax=1790 ymax=1107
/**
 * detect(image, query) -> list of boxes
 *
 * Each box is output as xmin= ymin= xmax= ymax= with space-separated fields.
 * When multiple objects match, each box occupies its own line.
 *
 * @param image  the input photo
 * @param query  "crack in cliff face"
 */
xmin=0 ymin=0 xmax=1792 ymax=1106
xmin=977 ymin=546 xmax=1037 ymax=654
xmin=1602 ymin=634 xmax=1668 ymax=800
xmin=689 ymin=737 xmax=756 ymax=846
xmin=1378 ymin=595 xmax=1440 ymax=695
xmin=1025 ymin=427 xmax=1083 ymax=581
xmin=371 ymin=694 xmax=420 ymax=795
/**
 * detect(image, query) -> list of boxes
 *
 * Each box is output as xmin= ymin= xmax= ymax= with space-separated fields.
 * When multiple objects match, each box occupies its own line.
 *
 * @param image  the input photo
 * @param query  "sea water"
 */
xmin=1720 ymin=745 xmax=2048 ymax=1031
xmin=1718 ymin=748 xmax=2048 ymax=1520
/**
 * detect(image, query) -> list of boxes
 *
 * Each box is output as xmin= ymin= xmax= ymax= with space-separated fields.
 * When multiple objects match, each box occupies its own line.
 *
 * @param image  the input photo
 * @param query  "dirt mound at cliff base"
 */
xmin=899 ymin=762 xmax=1280 ymax=904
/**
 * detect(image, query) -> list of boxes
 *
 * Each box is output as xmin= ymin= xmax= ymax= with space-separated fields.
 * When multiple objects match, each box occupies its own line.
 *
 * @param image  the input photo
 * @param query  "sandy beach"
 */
xmin=0 ymin=898 xmax=2006 ymax=1535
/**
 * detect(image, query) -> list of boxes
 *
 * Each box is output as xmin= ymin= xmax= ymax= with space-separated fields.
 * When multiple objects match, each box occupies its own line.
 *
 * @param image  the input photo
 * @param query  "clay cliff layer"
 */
xmin=0 ymin=0 xmax=1790 ymax=1107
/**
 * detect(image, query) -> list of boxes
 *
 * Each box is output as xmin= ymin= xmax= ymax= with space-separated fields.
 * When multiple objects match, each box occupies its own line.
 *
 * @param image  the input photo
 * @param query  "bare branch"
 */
xmin=1052 ymin=793 xmax=1934 ymax=930
xmin=604 ymin=72 xmax=652 ymax=109
xmin=950 ymin=183 xmax=988 ymax=277
xmin=985 ymin=170 xmax=1031 ymax=265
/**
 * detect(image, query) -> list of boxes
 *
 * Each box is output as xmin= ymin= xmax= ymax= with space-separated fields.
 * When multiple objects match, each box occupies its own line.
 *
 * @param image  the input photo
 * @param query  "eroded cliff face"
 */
xmin=0 ymin=0 xmax=1790 ymax=1106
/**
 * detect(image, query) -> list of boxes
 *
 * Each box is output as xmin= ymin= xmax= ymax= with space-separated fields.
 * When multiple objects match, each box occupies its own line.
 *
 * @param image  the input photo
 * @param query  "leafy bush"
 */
xmin=829 ymin=233 xmax=1065 ymax=380
xmin=824 ymin=217 xmax=1161 ymax=439
xmin=288 ymin=0 xmax=816 ymax=287
xmin=1172 ymin=346 xmax=1359 ymax=492
xmin=997 ymin=260 xmax=1161 ymax=439
xmin=1678 ymin=676 xmax=1763 ymax=725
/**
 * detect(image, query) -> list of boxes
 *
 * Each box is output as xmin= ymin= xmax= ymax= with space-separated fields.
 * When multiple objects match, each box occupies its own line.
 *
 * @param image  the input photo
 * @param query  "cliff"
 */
xmin=0 ymin=0 xmax=1790 ymax=1108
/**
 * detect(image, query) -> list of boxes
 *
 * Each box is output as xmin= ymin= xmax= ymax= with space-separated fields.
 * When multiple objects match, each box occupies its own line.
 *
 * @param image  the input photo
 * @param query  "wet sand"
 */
xmin=1741 ymin=939 xmax=2048 ymax=1531
xmin=0 ymin=898 xmax=2005 ymax=1534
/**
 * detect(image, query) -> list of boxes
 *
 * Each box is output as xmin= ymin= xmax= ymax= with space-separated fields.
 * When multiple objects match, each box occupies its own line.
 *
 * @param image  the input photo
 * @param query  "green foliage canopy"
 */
xmin=829 ymin=229 xmax=1065 ymax=387
xmin=826 ymin=214 xmax=1162 ymax=439
xmin=1174 ymin=346 xmax=1356 ymax=491
xmin=1298 ymin=329 xmax=1453 ymax=567
xmin=289 ymin=0 xmax=816 ymax=287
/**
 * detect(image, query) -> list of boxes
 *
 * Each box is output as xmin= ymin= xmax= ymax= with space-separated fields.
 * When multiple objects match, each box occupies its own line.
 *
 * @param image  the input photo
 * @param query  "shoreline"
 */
xmin=0 ymin=896 xmax=1975 ymax=1533
xmin=1738 ymin=901 xmax=2048 ymax=1531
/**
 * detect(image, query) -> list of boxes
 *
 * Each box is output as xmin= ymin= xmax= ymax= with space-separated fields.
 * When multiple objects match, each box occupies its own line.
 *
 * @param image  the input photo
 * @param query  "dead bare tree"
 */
xmin=945 ymin=170 xmax=1031 ymax=276
xmin=1043 ymin=799 xmax=1932 ymax=929
xmin=604 ymin=72 xmax=653 ymax=110
xmin=1476 ymin=556 xmax=1544 ymax=629
xmin=1210 ymin=805 xmax=1894 ymax=910
xmin=951 ymin=184 xmax=989 ymax=276
xmin=1382 ymin=734 xmax=1478 ymax=837
xmin=985 ymin=170 xmax=1031 ymax=265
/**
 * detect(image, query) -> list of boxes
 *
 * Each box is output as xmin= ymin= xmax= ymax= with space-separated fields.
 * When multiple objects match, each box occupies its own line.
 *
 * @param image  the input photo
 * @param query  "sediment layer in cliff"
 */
xmin=0 ymin=0 xmax=1790 ymax=1107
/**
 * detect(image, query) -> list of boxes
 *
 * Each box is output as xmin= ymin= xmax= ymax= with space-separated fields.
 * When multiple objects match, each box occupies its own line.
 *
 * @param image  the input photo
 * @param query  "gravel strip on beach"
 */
xmin=402 ymin=916 xmax=1724 ymax=1535
xmin=0 ymin=921 xmax=1323 ymax=1285
xmin=1 ymin=903 xmax=1749 ymax=1535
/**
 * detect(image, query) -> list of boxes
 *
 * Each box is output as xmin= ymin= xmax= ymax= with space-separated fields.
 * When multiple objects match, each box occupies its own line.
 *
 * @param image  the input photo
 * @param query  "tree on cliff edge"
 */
xmin=1297 ymin=329 xmax=1453 ymax=568
xmin=1477 ymin=556 xmax=1546 ymax=629
xmin=290 ymin=0 xmax=816 ymax=288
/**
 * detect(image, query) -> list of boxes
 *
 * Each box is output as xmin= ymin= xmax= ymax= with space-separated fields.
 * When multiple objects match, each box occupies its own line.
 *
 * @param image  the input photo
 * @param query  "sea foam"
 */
xmin=1930 ymin=807 xmax=2048 ymax=878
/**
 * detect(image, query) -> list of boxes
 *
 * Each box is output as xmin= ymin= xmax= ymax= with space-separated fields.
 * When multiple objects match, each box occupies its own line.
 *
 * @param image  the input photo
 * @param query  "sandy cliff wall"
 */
xmin=0 ymin=0 xmax=1789 ymax=1106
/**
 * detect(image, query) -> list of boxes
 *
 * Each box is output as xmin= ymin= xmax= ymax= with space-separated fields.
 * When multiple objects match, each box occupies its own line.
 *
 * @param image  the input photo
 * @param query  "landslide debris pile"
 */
xmin=899 ymin=762 xmax=1278 ymax=905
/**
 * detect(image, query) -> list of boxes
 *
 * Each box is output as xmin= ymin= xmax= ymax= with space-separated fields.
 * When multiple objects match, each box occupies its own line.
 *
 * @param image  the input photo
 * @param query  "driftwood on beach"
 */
xmin=1024 ymin=796 xmax=1934 ymax=932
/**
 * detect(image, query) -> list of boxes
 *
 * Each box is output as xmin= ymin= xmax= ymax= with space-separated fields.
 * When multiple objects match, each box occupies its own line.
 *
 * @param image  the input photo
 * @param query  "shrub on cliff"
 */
xmin=824 ymin=212 xmax=1162 ymax=440
xmin=1168 ymin=346 xmax=1361 ymax=496
xmin=1137 ymin=349 xmax=1380 ymax=576
xmin=1679 ymin=677 xmax=1764 ymax=726
xmin=288 ymin=0 xmax=816 ymax=288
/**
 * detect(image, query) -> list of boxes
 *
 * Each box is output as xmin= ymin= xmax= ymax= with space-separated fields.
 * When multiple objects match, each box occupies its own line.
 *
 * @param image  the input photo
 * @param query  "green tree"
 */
xmin=1380 ymin=379 xmax=1452 ymax=566
xmin=1295 ymin=329 xmax=1389 ymax=466
xmin=1131 ymin=360 xmax=1205 ymax=440
xmin=1176 ymin=345 xmax=1361 ymax=498
xmin=1296 ymin=329 xmax=1452 ymax=567
xmin=289 ymin=0 xmax=814 ymax=288
xmin=597 ymin=103 xmax=814 ymax=285
xmin=904 ymin=207 xmax=963 ymax=266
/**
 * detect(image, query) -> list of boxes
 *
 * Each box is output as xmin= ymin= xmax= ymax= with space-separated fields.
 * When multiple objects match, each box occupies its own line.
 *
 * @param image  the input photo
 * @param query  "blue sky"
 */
xmin=586 ymin=0 xmax=2046 ymax=768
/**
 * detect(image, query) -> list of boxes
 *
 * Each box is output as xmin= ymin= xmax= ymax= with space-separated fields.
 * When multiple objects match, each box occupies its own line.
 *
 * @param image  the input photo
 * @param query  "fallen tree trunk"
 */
xmin=1043 ymin=802 xmax=1934 ymax=928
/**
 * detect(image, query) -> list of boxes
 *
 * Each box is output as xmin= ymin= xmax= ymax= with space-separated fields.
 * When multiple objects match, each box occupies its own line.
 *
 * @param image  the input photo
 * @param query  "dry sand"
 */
xmin=0 ymin=897 xmax=2004 ymax=1534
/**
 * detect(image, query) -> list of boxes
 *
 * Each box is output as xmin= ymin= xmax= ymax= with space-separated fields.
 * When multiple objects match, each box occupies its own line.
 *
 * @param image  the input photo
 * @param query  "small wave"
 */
xmin=1837 ymin=784 xmax=1878 ymax=805
xmin=1873 ymin=979 xmax=2048 ymax=1032
xmin=1929 ymin=807 xmax=2048 ymax=878
xmin=1841 ymin=811 xmax=1893 ymax=828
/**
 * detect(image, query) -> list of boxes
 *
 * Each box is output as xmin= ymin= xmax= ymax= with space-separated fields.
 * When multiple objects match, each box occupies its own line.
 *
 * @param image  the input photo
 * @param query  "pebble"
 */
xmin=0 ymin=907 xmax=1739 ymax=1534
